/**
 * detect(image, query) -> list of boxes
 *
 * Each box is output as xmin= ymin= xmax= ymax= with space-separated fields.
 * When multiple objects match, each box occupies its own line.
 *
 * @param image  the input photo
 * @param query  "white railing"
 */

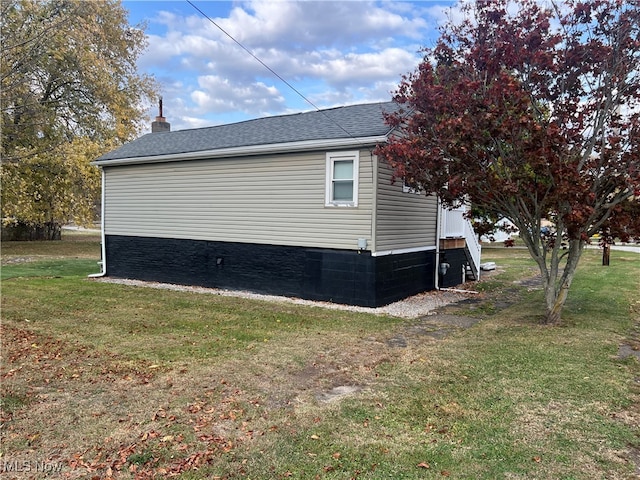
xmin=440 ymin=206 xmax=482 ymax=278
xmin=440 ymin=205 xmax=466 ymax=238
xmin=464 ymin=216 xmax=481 ymax=278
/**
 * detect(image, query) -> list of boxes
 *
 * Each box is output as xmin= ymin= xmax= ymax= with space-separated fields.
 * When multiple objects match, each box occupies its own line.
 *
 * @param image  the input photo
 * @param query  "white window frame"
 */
xmin=402 ymin=178 xmax=423 ymax=195
xmin=325 ymin=151 xmax=359 ymax=207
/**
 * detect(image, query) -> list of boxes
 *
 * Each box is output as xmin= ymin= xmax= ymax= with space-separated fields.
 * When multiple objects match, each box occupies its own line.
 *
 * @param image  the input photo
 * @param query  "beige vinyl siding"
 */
xmin=103 ymin=150 xmax=374 ymax=250
xmin=374 ymin=159 xmax=437 ymax=251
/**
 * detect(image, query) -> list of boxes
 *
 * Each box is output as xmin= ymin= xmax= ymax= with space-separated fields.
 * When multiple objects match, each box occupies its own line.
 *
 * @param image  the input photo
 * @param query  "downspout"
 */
xmin=434 ymin=196 xmax=442 ymax=290
xmin=88 ymin=168 xmax=107 ymax=278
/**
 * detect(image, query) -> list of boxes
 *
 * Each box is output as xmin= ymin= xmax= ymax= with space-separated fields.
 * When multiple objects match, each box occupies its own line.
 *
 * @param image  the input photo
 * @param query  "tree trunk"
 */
xmin=545 ymin=279 xmax=571 ymax=324
xmin=602 ymin=243 xmax=610 ymax=266
xmin=542 ymin=240 xmax=584 ymax=324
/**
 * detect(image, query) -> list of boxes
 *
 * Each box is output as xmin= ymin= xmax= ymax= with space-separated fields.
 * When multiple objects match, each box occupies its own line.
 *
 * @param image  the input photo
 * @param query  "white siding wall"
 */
xmin=374 ymin=160 xmax=437 ymax=252
xmin=103 ymin=150 xmax=374 ymax=250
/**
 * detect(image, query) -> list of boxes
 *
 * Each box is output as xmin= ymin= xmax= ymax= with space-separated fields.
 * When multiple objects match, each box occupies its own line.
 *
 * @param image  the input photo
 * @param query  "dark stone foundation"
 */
xmin=104 ymin=235 xmax=436 ymax=307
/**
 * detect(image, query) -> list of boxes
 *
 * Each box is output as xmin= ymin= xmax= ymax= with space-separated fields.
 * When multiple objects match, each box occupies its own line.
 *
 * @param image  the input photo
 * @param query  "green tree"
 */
xmin=376 ymin=0 xmax=640 ymax=324
xmin=1 ymin=0 xmax=156 ymax=239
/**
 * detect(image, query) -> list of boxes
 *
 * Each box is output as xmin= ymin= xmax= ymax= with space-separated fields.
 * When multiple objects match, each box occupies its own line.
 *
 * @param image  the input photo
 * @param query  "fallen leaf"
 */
xmin=332 ymin=452 xmax=341 ymax=459
xmin=417 ymin=462 xmax=430 ymax=469
xmin=310 ymin=434 xmax=320 ymax=440
xmin=533 ymin=456 xmax=542 ymax=463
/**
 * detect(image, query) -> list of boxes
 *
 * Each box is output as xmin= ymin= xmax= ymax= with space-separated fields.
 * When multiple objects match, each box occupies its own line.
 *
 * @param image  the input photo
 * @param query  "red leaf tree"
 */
xmin=376 ymin=0 xmax=640 ymax=324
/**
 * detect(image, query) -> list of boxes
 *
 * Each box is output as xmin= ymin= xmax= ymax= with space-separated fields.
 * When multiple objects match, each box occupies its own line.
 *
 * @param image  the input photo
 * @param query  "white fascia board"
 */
xmin=92 ymin=135 xmax=388 ymax=167
xmin=371 ymin=245 xmax=437 ymax=257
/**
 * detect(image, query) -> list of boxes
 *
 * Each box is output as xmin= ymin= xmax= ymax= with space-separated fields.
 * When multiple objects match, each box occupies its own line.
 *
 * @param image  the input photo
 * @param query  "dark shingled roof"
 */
xmin=97 ymin=101 xmax=400 ymax=162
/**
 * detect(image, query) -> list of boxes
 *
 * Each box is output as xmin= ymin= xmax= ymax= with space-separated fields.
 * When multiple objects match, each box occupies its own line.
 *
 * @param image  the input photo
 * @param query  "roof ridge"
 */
xmin=160 ymin=100 xmax=396 ymax=135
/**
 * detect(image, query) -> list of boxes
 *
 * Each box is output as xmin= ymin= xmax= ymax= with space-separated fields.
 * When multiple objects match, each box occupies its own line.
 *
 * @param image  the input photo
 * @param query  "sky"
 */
xmin=122 ymin=0 xmax=460 ymax=132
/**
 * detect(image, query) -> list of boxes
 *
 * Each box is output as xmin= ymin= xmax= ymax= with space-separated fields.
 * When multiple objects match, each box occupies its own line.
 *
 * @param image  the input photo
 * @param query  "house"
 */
xmin=92 ymin=101 xmax=481 ymax=307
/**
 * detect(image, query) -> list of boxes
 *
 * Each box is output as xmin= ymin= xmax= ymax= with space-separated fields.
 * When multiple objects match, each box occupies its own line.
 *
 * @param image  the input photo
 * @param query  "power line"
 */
xmin=186 ymin=0 xmax=321 ymax=112
xmin=184 ymin=0 xmax=371 ymax=143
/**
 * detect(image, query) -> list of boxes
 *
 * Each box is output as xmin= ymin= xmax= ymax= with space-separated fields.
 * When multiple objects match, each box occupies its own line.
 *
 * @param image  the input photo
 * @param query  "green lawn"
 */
xmin=1 ymin=239 xmax=639 ymax=479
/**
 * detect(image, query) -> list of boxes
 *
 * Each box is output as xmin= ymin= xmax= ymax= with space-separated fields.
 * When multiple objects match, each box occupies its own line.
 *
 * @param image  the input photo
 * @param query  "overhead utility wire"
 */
xmin=185 ymin=0 xmax=372 ymax=144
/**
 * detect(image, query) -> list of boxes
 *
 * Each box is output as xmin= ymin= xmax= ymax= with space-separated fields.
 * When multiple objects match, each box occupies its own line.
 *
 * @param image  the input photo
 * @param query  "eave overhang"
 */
xmin=92 ymin=135 xmax=389 ymax=167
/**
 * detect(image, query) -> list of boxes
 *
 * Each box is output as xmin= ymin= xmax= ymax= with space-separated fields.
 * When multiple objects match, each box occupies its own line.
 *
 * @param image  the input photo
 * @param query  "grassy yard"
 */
xmin=1 ymin=235 xmax=639 ymax=479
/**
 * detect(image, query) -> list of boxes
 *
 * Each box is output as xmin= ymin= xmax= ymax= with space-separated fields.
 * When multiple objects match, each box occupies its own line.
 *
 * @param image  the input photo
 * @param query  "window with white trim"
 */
xmin=325 ymin=151 xmax=359 ymax=207
xmin=402 ymin=178 xmax=423 ymax=195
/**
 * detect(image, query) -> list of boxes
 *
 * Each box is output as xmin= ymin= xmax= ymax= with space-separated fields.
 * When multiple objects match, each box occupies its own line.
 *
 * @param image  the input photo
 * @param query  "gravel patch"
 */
xmin=93 ymin=277 xmax=475 ymax=319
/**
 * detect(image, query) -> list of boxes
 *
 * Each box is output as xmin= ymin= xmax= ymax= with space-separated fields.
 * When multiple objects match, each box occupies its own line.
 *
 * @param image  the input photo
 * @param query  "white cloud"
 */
xmin=191 ymin=75 xmax=285 ymax=115
xmin=178 ymin=115 xmax=216 ymax=130
xmin=222 ymin=1 xmax=429 ymax=48
xmin=310 ymin=48 xmax=421 ymax=87
xmin=133 ymin=0 xmax=450 ymax=130
xmin=423 ymin=0 xmax=468 ymax=27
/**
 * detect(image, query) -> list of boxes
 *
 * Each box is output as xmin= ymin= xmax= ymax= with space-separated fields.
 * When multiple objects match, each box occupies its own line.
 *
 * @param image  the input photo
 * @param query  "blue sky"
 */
xmin=123 ymin=1 xmax=460 ymax=132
